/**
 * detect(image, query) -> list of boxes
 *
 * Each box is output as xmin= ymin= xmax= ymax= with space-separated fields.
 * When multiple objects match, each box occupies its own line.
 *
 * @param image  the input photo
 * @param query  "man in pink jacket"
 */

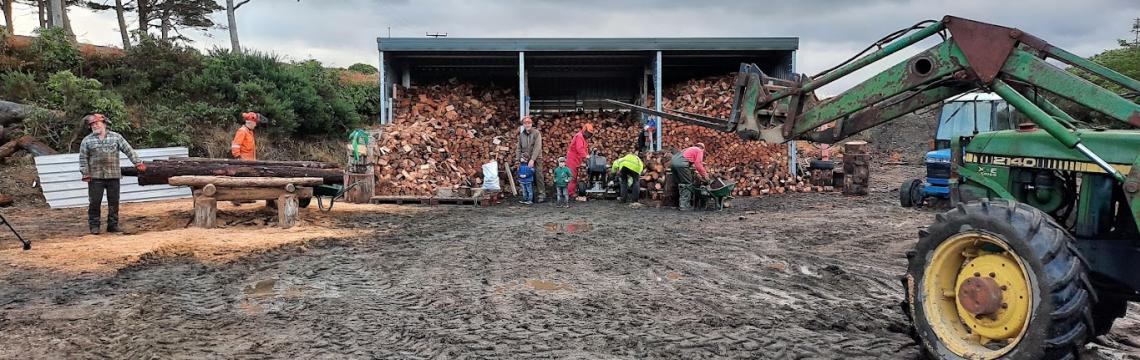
xmin=565 ymin=123 xmax=593 ymax=198
xmin=671 ymin=143 xmax=710 ymax=211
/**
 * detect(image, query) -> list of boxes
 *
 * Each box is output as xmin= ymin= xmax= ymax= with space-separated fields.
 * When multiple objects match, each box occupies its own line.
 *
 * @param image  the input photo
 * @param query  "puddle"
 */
xmin=526 ymin=279 xmax=574 ymax=292
xmin=238 ymin=300 xmax=265 ymax=315
xmin=543 ymin=222 xmax=593 ymax=233
xmin=243 ymin=279 xmax=277 ymax=296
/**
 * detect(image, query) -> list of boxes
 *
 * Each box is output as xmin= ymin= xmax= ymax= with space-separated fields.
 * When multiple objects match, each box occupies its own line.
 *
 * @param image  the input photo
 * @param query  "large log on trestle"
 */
xmin=169 ymin=176 xmax=324 ymax=188
xmin=157 ymin=158 xmax=340 ymax=169
xmin=123 ymin=162 xmax=344 ymax=185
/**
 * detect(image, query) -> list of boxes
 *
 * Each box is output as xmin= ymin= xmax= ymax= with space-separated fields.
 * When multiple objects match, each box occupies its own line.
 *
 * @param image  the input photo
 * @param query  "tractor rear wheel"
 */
xmin=904 ymin=199 xmax=1094 ymax=360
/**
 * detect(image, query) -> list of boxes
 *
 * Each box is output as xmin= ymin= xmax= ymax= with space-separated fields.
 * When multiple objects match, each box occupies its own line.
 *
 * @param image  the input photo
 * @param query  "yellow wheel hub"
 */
xmin=922 ymin=232 xmax=1033 ymax=359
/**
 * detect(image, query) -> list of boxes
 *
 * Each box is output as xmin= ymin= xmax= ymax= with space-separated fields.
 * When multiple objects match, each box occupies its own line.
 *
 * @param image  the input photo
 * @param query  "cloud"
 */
xmin=7 ymin=0 xmax=1139 ymax=94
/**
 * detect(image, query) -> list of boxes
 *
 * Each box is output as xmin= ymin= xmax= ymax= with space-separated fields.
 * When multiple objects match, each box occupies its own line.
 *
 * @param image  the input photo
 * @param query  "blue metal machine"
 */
xmin=900 ymin=93 xmax=1019 ymax=207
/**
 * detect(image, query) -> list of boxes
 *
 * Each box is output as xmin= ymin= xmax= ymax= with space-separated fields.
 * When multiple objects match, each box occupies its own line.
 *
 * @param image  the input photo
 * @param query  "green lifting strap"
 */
xmin=349 ymin=129 xmax=370 ymax=164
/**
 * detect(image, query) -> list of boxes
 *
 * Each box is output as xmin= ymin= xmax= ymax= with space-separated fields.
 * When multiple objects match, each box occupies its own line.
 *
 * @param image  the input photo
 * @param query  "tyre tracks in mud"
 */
xmin=1 ymin=170 xmax=1133 ymax=358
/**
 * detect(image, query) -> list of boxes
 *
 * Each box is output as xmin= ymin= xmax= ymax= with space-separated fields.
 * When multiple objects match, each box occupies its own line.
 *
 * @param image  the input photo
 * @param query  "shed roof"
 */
xmin=377 ymin=37 xmax=798 ymax=52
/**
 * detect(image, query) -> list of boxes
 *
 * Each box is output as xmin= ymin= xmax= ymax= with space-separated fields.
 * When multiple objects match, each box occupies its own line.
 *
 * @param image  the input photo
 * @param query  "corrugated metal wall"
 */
xmin=34 ymin=147 xmax=193 ymax=209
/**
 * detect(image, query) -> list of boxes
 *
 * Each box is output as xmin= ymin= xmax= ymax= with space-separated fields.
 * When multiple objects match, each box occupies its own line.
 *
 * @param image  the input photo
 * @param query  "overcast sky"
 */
xmin=8 ymin=0 xmax=1140 ymax=94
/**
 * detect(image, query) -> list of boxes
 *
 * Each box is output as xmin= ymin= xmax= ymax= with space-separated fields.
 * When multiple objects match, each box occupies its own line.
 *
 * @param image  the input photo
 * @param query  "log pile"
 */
xmin=378 ymin=81 xmax=519 ymax=195
xmin=375 ymin=75 xmax=835 ymax=198
xmin=123 ymin=158 xmax=343 ymax=186
xmin=655 ymin=74 xmax=825 ymax=196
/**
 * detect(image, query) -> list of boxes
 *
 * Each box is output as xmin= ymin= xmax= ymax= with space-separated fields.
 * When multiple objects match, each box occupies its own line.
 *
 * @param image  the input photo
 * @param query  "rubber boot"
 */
xmin=678 ymin=185 xmax=693 ymax=211
xmin=106 ymin=205 xmax=121 ymax=233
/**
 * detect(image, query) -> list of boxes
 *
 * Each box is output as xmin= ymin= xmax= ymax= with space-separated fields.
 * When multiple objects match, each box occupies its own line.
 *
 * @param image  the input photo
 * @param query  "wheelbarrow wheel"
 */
xmin=298 ymin=197 xmax=312 ymax=208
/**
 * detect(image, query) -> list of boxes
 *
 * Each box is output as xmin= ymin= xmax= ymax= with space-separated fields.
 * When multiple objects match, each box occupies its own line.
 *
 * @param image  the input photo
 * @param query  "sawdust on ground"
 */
xmin=0 ymin=200 xmax=424 ymax=274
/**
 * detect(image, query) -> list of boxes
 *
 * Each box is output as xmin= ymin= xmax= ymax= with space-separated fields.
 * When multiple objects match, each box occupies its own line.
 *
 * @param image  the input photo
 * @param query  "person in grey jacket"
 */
xmin=517 ymin=115 xmax=545 ymax=202
xmin=79 ymin=114 xmax=146 ymax=234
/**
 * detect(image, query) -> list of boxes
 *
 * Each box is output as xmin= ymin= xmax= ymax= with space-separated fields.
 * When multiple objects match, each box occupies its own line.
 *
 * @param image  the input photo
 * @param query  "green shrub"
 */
xmin=347 ymin=63 xmax=378 ymax=74
xmin=20 ymin=107 xmax=73 ymax=150
xmin=1065 ymin=44 xmax=1140 ymax=128
xmin=28 ymin=27 xmax=80 ymax=74
xmin=0 ymin=72 xmax=41 ymax=101
xmin=43 ymin=71 xmax=127 ymax=120
xmin=186 ymin=51 xmax=362 ymax=135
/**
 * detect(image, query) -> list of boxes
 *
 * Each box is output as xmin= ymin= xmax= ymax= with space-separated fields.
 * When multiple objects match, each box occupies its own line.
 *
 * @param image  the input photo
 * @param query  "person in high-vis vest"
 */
xmin=610 ymin=152 xmax=645 ymax=203
xmin=231 ymin=112 xmax=259 ymax=160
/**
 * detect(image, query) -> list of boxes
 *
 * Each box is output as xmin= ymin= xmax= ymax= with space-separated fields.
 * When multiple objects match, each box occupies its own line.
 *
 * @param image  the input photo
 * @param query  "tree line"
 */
xmin=0 ymin=0 xmax=290 ymax=52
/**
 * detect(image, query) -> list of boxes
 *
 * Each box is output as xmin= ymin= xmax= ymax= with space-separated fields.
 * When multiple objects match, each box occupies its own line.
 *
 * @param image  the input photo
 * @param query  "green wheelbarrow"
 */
xmin=306 ymin=181 xmax=365 ymax=212
xmin=694 ymin=178 xmax=736 ymax=211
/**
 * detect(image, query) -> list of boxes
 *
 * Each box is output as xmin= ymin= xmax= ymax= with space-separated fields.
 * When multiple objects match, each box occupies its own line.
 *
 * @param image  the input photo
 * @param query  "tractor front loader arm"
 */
xmin=610 ymin=15 xmax=1140 ymax=182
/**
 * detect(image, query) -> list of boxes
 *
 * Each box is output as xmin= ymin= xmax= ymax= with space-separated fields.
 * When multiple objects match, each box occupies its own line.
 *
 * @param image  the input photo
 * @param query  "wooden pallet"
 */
xmin=370 ymin=196 xmax=431 ymax=205
xmin=369 ymin=196 xmax=481 ymax=206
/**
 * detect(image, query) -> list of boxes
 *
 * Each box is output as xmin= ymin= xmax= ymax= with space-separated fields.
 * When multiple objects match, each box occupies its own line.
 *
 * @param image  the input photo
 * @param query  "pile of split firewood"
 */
xmin=374 ymin=75 xmax=833 ymax=198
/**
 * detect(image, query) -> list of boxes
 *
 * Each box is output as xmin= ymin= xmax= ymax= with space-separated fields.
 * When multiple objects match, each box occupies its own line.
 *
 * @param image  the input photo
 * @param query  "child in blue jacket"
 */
xmin=518 ymin=158 xmax=535 ymax=204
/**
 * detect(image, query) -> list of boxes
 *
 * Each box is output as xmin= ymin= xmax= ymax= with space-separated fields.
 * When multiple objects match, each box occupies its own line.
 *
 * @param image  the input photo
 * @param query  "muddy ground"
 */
xmin=0 ymin=164 xmax=1137 ymax=359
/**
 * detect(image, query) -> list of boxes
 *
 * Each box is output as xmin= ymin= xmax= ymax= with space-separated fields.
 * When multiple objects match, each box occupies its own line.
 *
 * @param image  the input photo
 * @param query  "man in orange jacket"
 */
xmin=231 ymin=112 xmax=259 ymax=160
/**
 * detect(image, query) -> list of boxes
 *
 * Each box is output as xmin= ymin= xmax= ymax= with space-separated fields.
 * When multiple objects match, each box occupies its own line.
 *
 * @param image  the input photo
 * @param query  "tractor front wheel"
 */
xmin=900 ymin=179 xmax=922 ymax=208
xmin=905 ymin=199 xmax=1094 ymax=360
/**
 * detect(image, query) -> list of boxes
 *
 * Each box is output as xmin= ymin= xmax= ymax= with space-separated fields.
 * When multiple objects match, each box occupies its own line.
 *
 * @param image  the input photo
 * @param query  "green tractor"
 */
xmin=609 ymin=16 xmax=1140 ymax=359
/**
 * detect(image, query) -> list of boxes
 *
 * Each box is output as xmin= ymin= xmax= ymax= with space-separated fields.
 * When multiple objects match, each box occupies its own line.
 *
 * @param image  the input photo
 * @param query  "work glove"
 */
xmin=82 ymin=176 xmax=91 ymax=182
xmin=136 ymin=163 xmax=147 ymax=172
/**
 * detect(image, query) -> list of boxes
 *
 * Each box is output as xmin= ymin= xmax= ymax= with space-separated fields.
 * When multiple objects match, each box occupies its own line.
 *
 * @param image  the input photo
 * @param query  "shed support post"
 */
xmin=788 ymin=50 xmax=798 ymax=177
xmin=519 ymin=51 xmax=527 ymax=120
xmin=654 ymin=51 xmax=663 ymax=151
xmin=379 ymin=50 xmax=387 ymax=124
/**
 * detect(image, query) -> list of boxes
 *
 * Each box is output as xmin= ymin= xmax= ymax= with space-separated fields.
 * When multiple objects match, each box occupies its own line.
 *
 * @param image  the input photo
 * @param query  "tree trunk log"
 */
xmin=114 ymin=0 xmax=130 ymax=49
xmin=157 ymin=157 xmax=339 ymax=169
xmin=1 ymin=135 xmax=57 ymax=160
xmin=226 ymin=0 xmax=241 ymax=53
xmin=124 ymin=162 xmax=344 ymax=185
xmin=193 ymin=186 xmax=313 ymax=202
xmin=169 ymin=176 xmax=324 ymax=188
xmin=16 ymin=135 xmax=57 ymax=156
xmin=0 ymin=100 xmax=28 ymax=127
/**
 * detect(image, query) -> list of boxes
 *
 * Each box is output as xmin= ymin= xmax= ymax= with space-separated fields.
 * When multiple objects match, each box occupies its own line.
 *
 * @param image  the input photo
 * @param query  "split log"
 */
xmin=375 ymin=75 xmax=828 ymax=197
xmin=170 ymin=176 xmax=323 ymax=188
xmin=123 ymin=162 xmax=344 ymax=185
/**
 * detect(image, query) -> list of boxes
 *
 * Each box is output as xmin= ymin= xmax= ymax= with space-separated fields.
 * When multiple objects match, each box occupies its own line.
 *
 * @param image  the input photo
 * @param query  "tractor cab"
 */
xmin=901 ymin=92 xmax=1019 ymax=207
